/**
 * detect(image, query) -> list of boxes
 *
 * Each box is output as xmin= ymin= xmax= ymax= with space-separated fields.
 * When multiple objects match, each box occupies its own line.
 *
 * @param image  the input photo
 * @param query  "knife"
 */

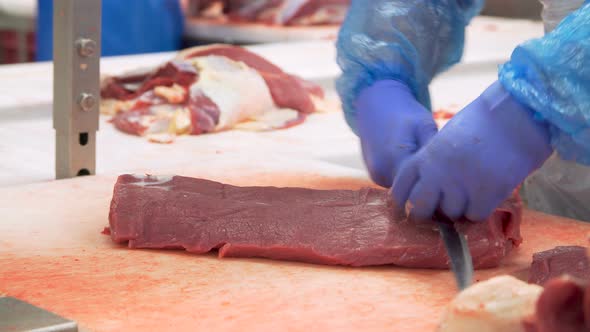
xmin=434 ymin=210 xmax=474 ymax=291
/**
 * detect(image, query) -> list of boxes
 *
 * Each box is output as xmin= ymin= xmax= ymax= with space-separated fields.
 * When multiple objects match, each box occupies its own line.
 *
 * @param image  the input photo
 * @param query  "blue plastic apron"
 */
xmin=521 ymin=0 xmax=590 ymax=222
xmin=36 ymin=0 xmax=184 ymax=61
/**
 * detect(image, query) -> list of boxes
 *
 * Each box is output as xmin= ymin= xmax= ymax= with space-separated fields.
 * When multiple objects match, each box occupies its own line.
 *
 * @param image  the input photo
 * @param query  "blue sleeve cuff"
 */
xmin=499 ymin=2 xmax=590 ymax=165
xmin=336 ymin=0 xmax=484 ymax=133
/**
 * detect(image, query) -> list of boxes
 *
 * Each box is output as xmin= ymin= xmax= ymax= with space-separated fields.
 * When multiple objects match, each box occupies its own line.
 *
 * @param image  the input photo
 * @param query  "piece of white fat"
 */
xmin=129 ymin=174 xmax=174 ymax=187
xmin=100 ymin=99 xmax=135 ymax=115
xmin=311 ymin=95 xmax=338 ymax=114
xmin=189 ymin=55 xmax=275 ymax=131
xmin=234 ymin=108 xmax=300 ymax=131
xmin=438 ymin=276 xmax=542 ymax=332
xmin=154 ymin=84 xmax=186 ymax=104
xmin=199 ymin=1 xmax=225 ymax=18
xmin=169 ymin=107 xmax=192 ymax=135
xmin=144 ymin=105 xmax=181 ymax=135
xmin=147 ymin=133 xmax=176 ymax=144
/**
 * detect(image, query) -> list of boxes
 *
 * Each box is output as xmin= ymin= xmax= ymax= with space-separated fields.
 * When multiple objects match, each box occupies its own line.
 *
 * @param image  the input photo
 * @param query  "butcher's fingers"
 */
xmin=407 ymin=178 xmax=441 ymax=221
xmin=439 ymin=184 xmax=468 ymax=220
xmin=391 ymin=160 xmax=419 ymax=211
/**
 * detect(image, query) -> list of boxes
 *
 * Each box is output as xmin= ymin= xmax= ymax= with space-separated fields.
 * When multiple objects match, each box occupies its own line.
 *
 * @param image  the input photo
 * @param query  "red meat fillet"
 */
xmin=529 ymin=246 xmax=590 ymax=285
xmin=107 ymin=174 xmax=522 ymax=268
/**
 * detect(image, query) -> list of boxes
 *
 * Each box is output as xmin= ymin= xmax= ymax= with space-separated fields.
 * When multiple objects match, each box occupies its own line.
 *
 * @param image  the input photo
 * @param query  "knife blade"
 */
xmin=434 ymin=210 xmax=474 ymax=291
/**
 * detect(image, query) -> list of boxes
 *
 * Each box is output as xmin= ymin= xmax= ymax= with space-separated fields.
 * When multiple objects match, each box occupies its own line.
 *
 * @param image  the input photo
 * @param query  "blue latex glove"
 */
xmin=392 ymin=81 xmax=553 ymax=221
xmin=336 ymin=0 xmax=484 ymax=134
xmin=499 ymin=1 xmax=590 ymax=165
xmin=356 ymin=80 xmax=437 ymax=187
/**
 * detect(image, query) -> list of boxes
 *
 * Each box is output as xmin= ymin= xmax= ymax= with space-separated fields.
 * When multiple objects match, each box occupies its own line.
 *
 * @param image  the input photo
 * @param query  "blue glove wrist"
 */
xmin=479 ymin=81 xmax=553 ymax=168
xmin=357 ymin=80 xmax=416 ymax=111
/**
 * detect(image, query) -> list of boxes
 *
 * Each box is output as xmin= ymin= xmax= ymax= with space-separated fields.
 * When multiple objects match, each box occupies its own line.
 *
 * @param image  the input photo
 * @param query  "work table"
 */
xmin=2 ymin=16 xmax=575 ymax=332
xmin=2 ymin=167 xmax=590 ymax=331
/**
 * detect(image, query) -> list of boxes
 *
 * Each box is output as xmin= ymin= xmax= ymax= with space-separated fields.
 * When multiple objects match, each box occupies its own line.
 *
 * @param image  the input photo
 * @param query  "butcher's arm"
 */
xmin=392 ymin=3 xmax=590 ymax=221
xmin=335 ymin=0 xmax=485 ymax=187
xmin=336 ymin=0 xmax=484 ymax=129
xmin=498 ymin=2 xmax=590 ymax=165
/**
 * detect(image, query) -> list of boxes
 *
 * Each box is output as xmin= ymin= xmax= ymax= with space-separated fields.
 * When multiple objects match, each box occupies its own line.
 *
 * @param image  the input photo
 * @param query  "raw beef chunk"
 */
xmin=107 ymin=174 xmax=522 ymax=268
xmin=529 ymin=246 xmax=590 ymax=285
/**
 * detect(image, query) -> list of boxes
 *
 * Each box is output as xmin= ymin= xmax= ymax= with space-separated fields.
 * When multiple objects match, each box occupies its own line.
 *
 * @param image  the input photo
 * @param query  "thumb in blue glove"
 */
xmin=356 ymin=80 xmax=438 ymax=187
xmin=392 ymin=81 xmax=553 ymax=221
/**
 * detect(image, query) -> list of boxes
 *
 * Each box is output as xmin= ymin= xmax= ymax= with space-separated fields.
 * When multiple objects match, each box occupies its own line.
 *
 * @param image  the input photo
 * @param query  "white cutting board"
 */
xmin=2 ymin=164 xmax=590 ymax=332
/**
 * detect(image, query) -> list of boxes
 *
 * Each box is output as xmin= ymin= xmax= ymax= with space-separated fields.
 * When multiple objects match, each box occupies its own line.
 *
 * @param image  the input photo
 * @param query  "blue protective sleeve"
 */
xmin=335 ymin=0 xmax=485 ymax=133
xmin=499 ymin=2 xmax=590 ymax=165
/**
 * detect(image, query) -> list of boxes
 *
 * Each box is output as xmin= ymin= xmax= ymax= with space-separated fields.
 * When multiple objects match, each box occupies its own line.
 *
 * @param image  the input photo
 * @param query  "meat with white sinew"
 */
xmin=100 ymin=45 xmax=325 ymax=140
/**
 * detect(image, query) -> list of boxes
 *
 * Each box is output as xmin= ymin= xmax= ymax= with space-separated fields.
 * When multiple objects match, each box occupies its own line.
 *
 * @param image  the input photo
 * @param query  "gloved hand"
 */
xmin=356 ymin=80 xmax=437 ymax=187
xmin=392 ymin=81 xmax=553 ymax=221
xmin=336 ymin=0 xmax=485 ymax=133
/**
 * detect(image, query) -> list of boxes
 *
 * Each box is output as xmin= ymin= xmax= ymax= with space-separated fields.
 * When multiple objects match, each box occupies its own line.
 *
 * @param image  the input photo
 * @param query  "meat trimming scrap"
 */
xmin=107 ymin=174 xmax=523 ymax=269
xmin=523 ymin=276 xmax=590 ymax=332
xmin=529 ymin=246 xmax=590 ymax=285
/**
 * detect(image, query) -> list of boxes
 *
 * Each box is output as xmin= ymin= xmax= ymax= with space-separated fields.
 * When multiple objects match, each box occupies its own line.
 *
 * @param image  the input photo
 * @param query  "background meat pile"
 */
xmin=188 ymin=0 xmax=351 ymax=26
xmin=100 ymin=45 xmax=325 ymax=143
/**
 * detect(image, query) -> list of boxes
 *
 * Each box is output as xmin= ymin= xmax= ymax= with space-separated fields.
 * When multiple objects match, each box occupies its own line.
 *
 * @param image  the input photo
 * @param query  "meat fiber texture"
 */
xmin=529 ymin=246 xmax=590 ymax=285
xmin=107 ymin=174 xmax=522 ymax=269
xmin=523 ymin=277 xmax=590 ymax=332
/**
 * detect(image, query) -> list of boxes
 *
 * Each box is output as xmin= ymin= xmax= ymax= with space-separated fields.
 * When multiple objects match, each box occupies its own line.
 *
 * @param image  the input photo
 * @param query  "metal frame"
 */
xmin=0 ymin=297 xmax=78 ymax=332
xmin=53 ymin=0 xmax=101 ymax=179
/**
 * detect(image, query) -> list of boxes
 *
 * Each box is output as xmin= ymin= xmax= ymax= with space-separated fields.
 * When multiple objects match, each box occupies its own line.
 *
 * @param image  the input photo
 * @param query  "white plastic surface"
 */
xmin=185 ymin=17 xmax=340 ymax=43
xmin=0 ymin=0 xmax=36 ymax=18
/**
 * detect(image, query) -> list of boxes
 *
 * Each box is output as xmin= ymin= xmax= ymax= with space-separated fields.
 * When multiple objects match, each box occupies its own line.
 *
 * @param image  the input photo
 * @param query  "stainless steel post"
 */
xmin=53 ymin=0 xmax=101 ymax=179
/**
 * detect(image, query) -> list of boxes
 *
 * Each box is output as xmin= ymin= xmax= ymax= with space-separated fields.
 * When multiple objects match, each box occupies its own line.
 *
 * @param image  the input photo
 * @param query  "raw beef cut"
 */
xmin=190 ymin=0 xmax=350 ymax=26
xmin=529 ymin=246 xmax=590 ymax=285
xmin=100 ymin=45 xmax=325 ymax=142
xmin=523 ymin=277 xmax=590 ymax=332
xmin=177 ymin=44 xmax=322 ymax=114
xmin=107 ymin=174 xmax=522 ymax=268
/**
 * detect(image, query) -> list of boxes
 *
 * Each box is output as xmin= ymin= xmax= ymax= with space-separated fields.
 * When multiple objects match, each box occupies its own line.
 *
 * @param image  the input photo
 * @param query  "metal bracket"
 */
xmin=0 ymin=297 xmax=78 ymax=332
xmin=53 ymin=0 xmax=101 ymax=179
